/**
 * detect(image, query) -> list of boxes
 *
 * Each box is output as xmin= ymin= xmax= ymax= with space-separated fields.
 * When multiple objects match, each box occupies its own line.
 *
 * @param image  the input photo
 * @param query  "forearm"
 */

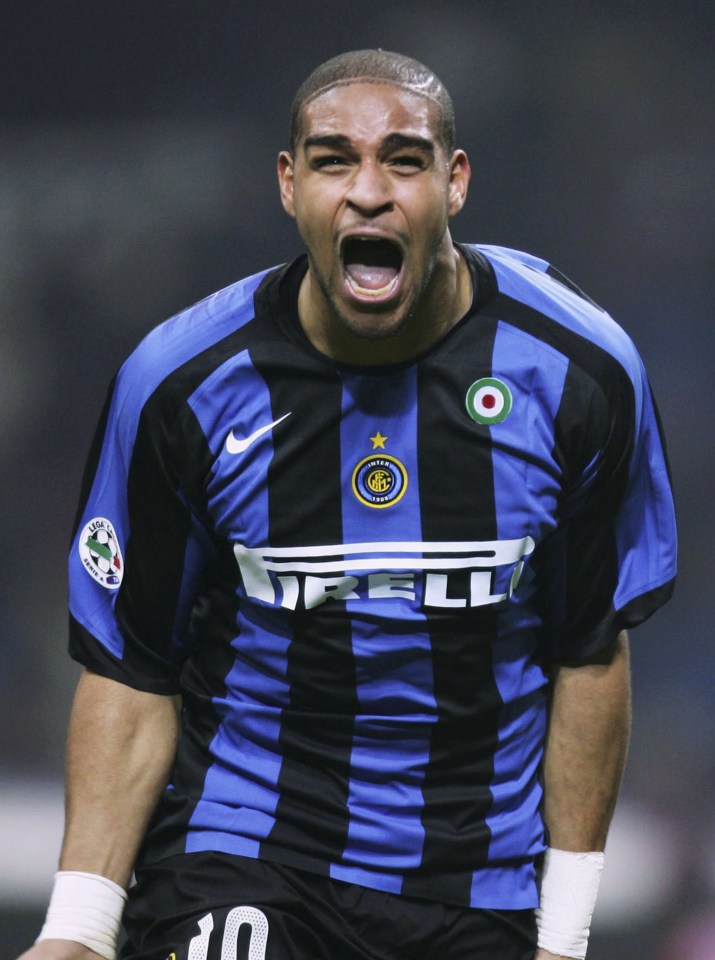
xmin=542 ymin=631 xmax=631 ymax=851
xmin=534 ymin=631 xmax=631 ymax=960
xmin=59 ymin=668 xmax=181 ymax=887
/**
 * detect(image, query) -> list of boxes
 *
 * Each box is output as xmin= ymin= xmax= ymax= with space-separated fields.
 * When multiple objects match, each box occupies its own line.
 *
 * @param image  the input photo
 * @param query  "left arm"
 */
xmin=535 ymin=629 xmax=632 ymax=960
xmin=543 ymin=630 xmax=631 ymax=850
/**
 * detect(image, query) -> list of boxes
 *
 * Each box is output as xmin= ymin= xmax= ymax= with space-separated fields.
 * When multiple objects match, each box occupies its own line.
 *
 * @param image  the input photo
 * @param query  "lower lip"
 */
xmin=343 ymin=269 xmax=403 ymax=306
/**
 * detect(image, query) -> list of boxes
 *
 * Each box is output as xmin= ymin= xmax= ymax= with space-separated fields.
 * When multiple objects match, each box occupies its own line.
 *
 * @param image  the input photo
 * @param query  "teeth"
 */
xmin=345 ymin=273 xmax=400 ymax=297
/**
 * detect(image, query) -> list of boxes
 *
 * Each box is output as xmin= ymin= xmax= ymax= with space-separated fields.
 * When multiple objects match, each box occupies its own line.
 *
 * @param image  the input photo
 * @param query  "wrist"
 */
xmin=37 ymin=871 xmax=128 ymax=960
xmin=535 ymin=847 xmax=604 ymax=959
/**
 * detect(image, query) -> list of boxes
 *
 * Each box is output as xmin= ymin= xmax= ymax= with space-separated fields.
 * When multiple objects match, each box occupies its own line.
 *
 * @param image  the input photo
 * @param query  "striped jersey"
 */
xmin=68 ymin=244 xmax=677 ymax=909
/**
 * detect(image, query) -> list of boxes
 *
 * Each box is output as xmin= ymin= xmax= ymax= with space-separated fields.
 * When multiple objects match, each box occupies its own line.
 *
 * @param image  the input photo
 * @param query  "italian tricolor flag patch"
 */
xmin=465 ymin=377 xmax=513 ymax=425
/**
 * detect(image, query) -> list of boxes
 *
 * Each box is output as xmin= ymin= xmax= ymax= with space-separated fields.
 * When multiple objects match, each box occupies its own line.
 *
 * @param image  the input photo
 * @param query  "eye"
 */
xmin=389 ymin=155 xmax=426 ymax=172
xmin=312 ymin=155 xmax=350 ymax=170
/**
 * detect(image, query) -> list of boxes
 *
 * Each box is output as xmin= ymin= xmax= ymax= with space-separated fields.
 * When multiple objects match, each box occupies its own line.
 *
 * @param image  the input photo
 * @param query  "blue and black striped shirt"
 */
xmin=68 ymin=244 xmax=676 ymax=909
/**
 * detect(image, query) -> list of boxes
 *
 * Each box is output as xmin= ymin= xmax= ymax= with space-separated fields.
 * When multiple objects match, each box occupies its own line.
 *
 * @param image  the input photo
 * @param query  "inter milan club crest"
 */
xmin=78 ymin=517 xmax=124 ymax=589
xmin=465 ymin=377 xmax=513 ymax=425
xmin=352 ymin=453 xmax=408 ymax=508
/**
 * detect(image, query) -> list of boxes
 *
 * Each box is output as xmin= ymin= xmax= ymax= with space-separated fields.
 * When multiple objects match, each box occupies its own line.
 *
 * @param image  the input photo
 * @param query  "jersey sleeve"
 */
xmin=535 ymin=351 xmax=677 ymax=663
xmin=68 ymin=354 xmax=215 ymax=694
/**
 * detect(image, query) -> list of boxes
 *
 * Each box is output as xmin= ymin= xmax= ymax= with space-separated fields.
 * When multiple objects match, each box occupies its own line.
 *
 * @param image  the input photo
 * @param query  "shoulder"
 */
xmin=470 ymin=243 xmax=643 ymax=385
xmin=112 ymin=265 xmax=280 ymax=417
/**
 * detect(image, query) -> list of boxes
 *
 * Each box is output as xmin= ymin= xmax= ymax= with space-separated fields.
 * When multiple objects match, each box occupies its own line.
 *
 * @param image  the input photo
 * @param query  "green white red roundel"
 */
xmin=465 ymin=377 xmax=513 ymax=425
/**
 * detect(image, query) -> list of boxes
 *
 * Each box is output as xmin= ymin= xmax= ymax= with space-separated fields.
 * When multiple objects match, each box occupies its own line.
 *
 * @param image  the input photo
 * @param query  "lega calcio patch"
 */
xmin=78 ymin=517 xmax=124 ymax=589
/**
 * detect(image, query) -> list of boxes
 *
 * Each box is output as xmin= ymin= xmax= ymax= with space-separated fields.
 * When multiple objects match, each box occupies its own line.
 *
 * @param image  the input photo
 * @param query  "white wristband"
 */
xmin=37 ymin=871 xmax=128 ymax=960
xmin=535 ymin=848 xmax=604 ymax=959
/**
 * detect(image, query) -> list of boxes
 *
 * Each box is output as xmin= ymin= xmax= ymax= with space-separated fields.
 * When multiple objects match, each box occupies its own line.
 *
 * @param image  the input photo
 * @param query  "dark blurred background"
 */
xmin=2 ymin=2 xmax=713 ymax=956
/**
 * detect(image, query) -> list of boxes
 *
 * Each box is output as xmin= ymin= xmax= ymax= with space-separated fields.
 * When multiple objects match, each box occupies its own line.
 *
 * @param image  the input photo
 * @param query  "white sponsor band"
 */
xmin=234 ymin=538 xmax=535 ymax=610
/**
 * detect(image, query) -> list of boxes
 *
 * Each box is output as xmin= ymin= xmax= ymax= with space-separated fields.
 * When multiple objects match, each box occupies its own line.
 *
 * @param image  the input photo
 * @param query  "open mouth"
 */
xmin=342 ymin=237 xmax=403 ymax=299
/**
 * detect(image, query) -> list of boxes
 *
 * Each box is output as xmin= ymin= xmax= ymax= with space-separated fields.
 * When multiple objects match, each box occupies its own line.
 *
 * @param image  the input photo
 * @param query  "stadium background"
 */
xmin=2 ymin=2 xmax=713 ymax=956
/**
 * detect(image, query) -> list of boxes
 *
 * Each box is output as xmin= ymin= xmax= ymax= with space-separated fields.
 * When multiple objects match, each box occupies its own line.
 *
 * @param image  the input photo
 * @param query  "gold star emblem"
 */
xmin=370 ymin=431 xmax=388 ymax=449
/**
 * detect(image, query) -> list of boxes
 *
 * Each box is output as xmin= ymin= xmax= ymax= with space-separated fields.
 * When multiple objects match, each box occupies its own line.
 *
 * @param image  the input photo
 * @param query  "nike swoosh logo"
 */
xmin=225 ymin=412 xmax=292 ymax=454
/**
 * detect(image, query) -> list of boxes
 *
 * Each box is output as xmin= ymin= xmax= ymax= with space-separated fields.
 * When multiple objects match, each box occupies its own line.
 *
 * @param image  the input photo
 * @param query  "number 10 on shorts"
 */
xmin=187 ymin=906 xmax=269 ymax=960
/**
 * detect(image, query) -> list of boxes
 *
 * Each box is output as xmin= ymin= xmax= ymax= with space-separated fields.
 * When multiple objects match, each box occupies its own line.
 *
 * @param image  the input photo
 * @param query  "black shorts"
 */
xmin=120 ymin=853 xmax=537 ymax=960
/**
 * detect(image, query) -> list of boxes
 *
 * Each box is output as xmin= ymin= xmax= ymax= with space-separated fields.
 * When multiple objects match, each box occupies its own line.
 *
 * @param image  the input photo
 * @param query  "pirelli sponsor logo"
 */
xmin=234 ymin=537 xmax=535 ymax=611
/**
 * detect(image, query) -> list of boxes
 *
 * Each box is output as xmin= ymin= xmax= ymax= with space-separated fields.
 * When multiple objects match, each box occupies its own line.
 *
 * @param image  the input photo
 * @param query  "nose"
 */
xmin=345 ymin=160 xmax=393 ymax=217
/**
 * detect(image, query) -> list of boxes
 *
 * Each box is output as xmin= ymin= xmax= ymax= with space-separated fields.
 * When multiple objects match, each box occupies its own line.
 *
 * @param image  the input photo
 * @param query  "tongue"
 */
xmin=345 ymin=263 xmax=399 ymax=290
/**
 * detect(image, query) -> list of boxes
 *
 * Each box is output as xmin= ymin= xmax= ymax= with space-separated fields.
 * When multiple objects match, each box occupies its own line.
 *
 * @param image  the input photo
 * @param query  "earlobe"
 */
xmin=448 ymin=150 xmax=471 ymax=217
xmin=277 ymin=150 xmax=296 ymax=217
xmin=449 ymin=187 xmax=466 ymax=216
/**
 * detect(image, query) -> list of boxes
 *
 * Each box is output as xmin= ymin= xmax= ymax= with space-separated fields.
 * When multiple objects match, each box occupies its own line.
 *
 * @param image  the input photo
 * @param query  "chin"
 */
xmin=338 ymin=305 xmax=411 ymax=342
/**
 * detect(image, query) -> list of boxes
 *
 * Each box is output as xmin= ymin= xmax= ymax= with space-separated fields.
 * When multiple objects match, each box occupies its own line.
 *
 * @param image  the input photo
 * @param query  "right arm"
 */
xmin=17 ymin=668 xmax=181 ymax=960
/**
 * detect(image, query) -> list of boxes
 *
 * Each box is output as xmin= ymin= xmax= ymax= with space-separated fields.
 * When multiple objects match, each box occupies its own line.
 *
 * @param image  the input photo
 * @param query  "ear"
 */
xmin=447 ymin=149 xmax=471 ymax=217
xmin=277 ymin=150 xmax=296 ymax=218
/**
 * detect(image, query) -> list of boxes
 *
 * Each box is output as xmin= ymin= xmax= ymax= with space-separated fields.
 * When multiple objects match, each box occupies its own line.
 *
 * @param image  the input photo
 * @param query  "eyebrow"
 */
xmin=380 ymin=133 xmax=435 ymax=156
xmin=303 ymin=134 xmax=353 ymax=152
xmin=302 ymin=133 xmax=436 ymax=156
